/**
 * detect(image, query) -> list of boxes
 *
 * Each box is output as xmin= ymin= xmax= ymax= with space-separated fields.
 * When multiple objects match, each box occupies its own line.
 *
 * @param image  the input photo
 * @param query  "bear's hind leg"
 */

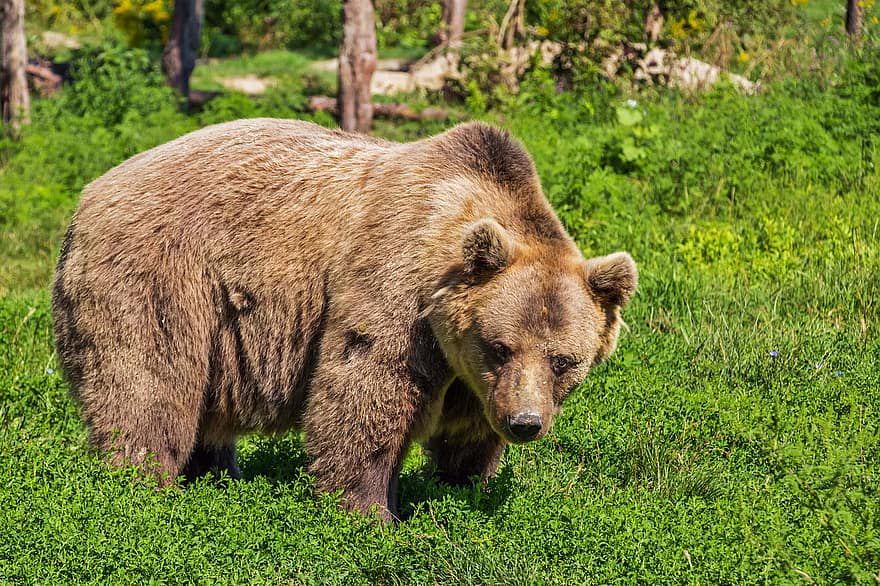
xmin=90 ymin=395 xmax=202 ymax=486
xmin=77 ymin=320 xmax=208 ymax=485
xmin=56 ymin=251 xmax=217 ymax=486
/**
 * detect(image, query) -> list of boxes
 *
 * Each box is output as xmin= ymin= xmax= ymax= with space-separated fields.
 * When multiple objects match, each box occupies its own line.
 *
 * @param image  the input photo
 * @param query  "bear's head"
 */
xmin=427 ymin=218 xmax=637 ymax=444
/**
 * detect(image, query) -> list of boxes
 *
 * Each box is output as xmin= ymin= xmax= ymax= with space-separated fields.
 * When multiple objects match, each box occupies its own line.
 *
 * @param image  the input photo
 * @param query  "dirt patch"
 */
xmin=217 ymin=75 xmax=277 ymax=95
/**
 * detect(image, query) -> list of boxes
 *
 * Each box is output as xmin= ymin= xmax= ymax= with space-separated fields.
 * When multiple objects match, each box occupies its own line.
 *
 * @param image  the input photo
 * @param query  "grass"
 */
xmin=191 ymin=49 xmax=338 ymax=95
xmin=1 ymin=46 xmax=879 ymax=583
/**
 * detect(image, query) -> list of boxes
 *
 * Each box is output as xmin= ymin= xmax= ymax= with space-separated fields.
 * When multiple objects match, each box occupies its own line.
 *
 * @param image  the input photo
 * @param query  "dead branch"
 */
xmin=25 ymin=63 xmax=62 ymax=96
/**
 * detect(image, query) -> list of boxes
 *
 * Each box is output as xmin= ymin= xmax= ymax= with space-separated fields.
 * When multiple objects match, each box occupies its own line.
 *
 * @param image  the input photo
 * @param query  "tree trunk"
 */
xmin=338 ymin=0 xmax=377 ymax=133
xmin=644 ymin=2 xmax=664 ymax=43
xmin=499 ymin=0 xmax=525 ymax=50
xmin=1 ymin=0 xmax=30 ymax=132
xmin=162 ymin=0 xmax=203 ymax=101
xmin=435 ymin=0 xmax=467 ymax=49
xmin=845 ymin=0 xmax=862 ymax=38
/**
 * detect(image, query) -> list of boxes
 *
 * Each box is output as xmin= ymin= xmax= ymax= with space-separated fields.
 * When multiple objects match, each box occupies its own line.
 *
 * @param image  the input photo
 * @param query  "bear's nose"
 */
xmin=507 ymin=412 xmax=542 ymax=441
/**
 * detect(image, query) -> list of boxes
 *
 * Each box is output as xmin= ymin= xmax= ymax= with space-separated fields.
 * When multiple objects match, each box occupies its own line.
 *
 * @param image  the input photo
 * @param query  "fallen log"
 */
xmin=308 ymin=95 xmax=449 ymax=122
xmin=188 ymin=89 xmax=224 ymax=108
xmin=26 ymin=63 xmax=63 ymax=96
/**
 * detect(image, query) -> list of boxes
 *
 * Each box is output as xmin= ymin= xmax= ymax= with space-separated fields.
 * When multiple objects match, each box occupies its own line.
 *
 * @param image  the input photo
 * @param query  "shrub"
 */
xmin=54 ymin=44 xmax=180 ymax=127
xmin=112 ymin=0 xmax=171 ymax=49
xmin=204 ymin=0 xmax=341 ymax=54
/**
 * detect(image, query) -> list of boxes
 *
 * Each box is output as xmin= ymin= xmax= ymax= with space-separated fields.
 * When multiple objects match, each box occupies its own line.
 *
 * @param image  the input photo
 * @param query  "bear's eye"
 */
xmin=489 ymin=341 xmax=513 ymax=363
xmin=550 ymin=355 xmax=577 ymax=377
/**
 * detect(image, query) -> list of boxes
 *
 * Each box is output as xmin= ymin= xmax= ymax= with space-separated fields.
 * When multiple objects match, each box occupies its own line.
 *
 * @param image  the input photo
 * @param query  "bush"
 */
xmin=55 ymin=44 xmax=180 ymax=126
xmin=526 ymin=0 xmax=802 ymax=48
xmin=27 ymin=0 xmax=117 ymax=34
xmin=374 ymin=0 xmax=442 ymax=51
xmin=112 ymin=0 xmax=171 ymax=49
xmin=204 ymin=0 xmax=341 ymax=54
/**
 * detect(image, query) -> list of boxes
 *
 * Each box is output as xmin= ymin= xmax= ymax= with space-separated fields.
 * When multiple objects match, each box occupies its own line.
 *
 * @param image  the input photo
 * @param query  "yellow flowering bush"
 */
xmin=113 ymin=0 xmax=171 ymax=47
xmin=669 ymin=10 xmax=706 ymax=40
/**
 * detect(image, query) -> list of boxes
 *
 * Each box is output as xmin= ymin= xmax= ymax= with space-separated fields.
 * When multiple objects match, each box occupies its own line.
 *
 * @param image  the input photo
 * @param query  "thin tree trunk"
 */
xmin=644 ymin=2 xmax=664 ymax=43
xmin=1 ymin=0 xmax=30 ymax=132
xmin=339 ymin=0 xmax=376 ymax=133
xmin=435 ymin=0 xmax=467 ymax=49
xmin=162 ymin=0 xmax=203 ymax=101
xmin=845 ymin=0 xmax=862 ymax=38
xmin=498 ymin=0 xmax=525 ymax=50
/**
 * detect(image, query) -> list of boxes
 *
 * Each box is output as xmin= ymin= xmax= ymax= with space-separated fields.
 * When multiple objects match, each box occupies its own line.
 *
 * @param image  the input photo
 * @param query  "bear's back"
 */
xmin=79 ymin=119 xmax=393 ymax=213
xmin=66 ymin=120 xmax=409 ymax=273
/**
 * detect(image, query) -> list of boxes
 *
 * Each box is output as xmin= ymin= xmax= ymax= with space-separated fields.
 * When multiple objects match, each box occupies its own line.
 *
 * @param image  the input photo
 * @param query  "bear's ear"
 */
xmin=462 ymin=218 xmax=517 ymax=275
xmin=584 ymin=252 xmax=638 ymax=307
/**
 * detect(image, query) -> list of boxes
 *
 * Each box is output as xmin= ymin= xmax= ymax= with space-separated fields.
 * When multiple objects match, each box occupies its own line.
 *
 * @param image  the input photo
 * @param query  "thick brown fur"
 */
xmin=53 ymin=119 xmax=637 ymax=521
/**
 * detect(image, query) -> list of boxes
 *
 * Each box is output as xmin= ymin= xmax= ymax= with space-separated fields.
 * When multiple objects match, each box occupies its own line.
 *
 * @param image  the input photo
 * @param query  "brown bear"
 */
xmin=53 ymin=119 xmax=636 ymax=520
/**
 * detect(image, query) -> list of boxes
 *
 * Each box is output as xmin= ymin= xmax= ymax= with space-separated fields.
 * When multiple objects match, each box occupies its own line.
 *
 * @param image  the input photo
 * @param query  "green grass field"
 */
xmin=1 ymin=46 xmax=879 ymax=582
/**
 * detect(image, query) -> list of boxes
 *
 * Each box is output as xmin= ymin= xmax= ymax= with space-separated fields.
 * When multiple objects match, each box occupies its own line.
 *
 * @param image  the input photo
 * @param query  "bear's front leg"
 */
xmin=427 ymin=380 xmax=507 ymax=486
xmin=303 ymin=356 xmax=427 ymax=522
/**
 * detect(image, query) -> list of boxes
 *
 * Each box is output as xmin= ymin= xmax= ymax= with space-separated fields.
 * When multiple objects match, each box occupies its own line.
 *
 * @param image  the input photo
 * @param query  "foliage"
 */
xmin=201 ymin=0 xmax=445 ymax=56
xmin=112 ymin=0 xmax=171 ymax=49
xmin=451 ymin=0 xmax=878 ymax=101
xmin=374 ymin=0 xmax=442 ymax=51
xmin=56 ymin=44 xmax=180 ymax=125
xmin=27 ymin=0 xmax=117 ymax=36
xmin=521 ymin=0 xmax=806 ymax=57
xmin=189 ymin=48 xmax=338 ymax=97
xmin=203 ymin=0 xmax=341 ymax=56
xmin=28 ymin=0 xmax=877 ymax=88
